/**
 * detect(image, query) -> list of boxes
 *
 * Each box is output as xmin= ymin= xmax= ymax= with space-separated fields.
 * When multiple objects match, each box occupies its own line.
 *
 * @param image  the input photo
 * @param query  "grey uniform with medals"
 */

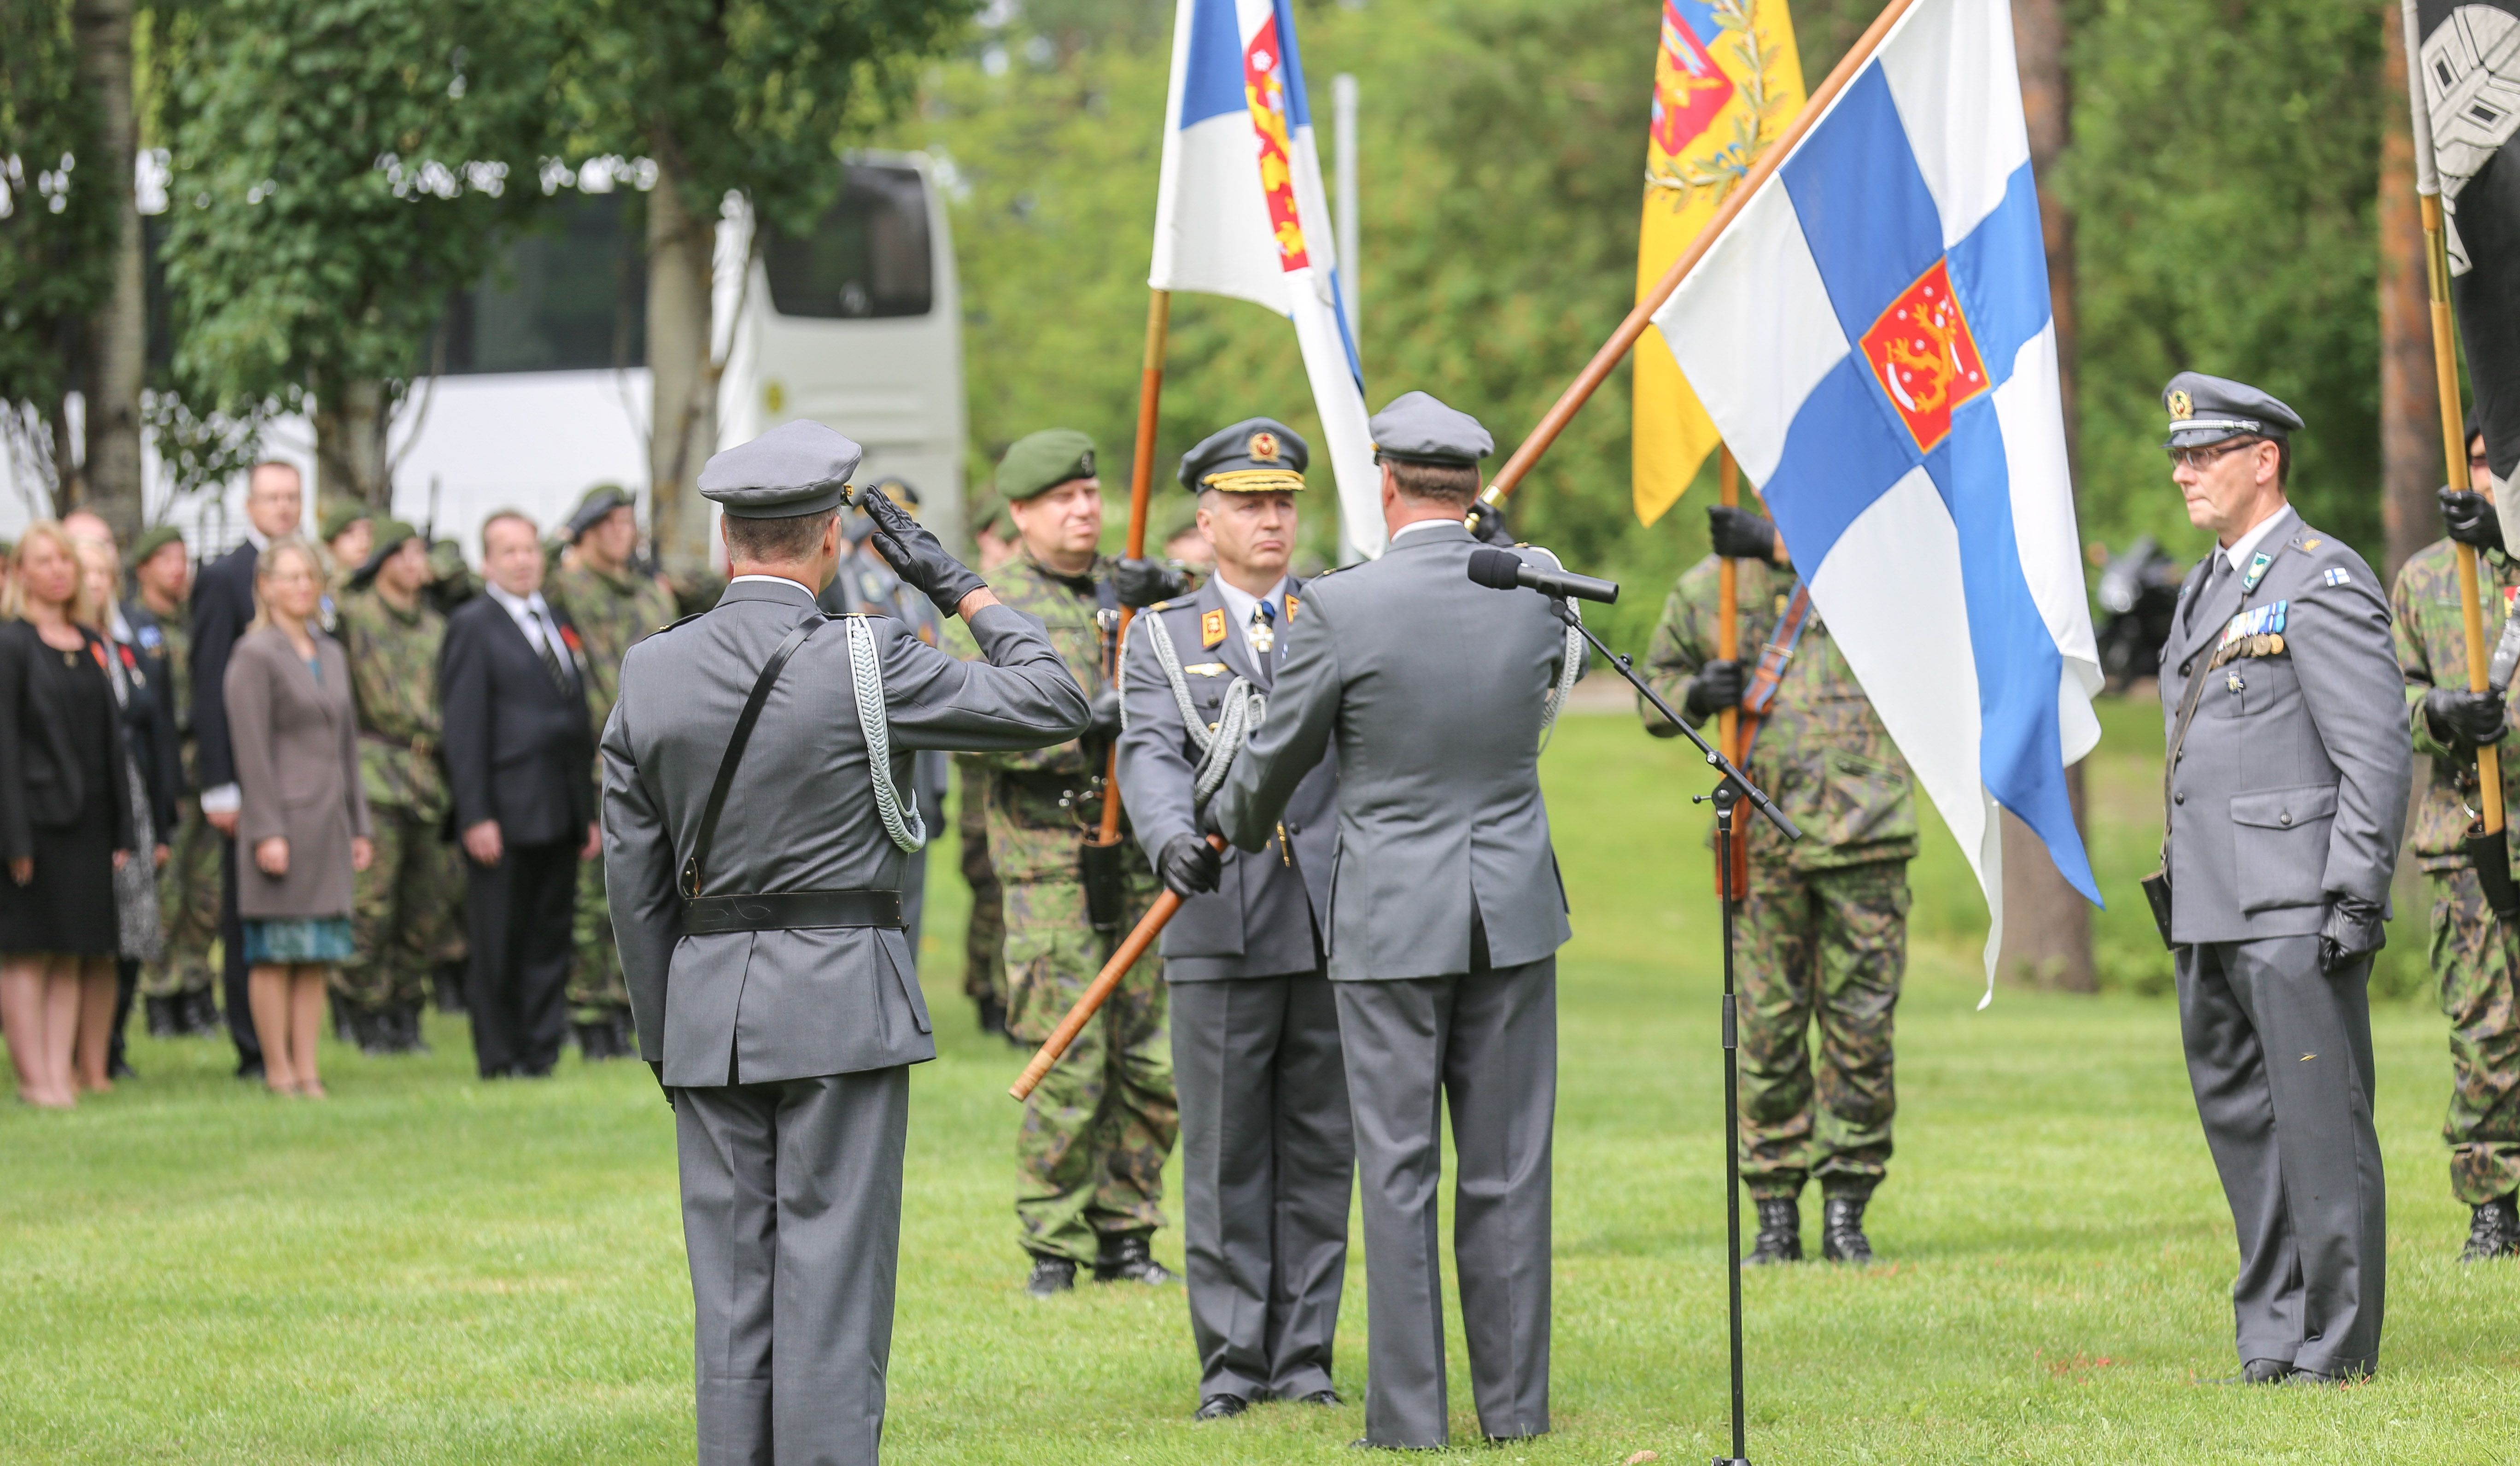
xmin=2154 ymin=373 xmax=2412 ymax=1380
xmin=1209 ymin=392 xmax=1576 ymax=1448
xmin=605 ymin=420 xmax=1089 ymax=1464
xmin=1115 ymin=418 xmax=1351 ymax=1408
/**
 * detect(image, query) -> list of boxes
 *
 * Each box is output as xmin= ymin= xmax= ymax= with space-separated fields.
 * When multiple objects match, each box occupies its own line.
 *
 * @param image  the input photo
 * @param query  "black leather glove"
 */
xmin=2441 ymin=486 xmax=2505 ymax=553
xmin=2425 ymin=686 xmax=2509 ymax=748
xmin=858 ymin=485 xmax=988 ymax=617
xmin=2318 ymin=895 xmax=2386 ymax=974
xmin=1086 ymin=687 xmax=1123 ymax=740
xmin=1467 ymin=500 xmax=1515 ymax=547
xmin=1708 ymin=504 xmax=1778 ymax=562
xmin=1684 ymin=658 xmax=1745 ymax=722
xmin=1114 ymin=557 xmax=1193 ymax=609
xmin=1158 ymin=832 xmax=1222 ymax=897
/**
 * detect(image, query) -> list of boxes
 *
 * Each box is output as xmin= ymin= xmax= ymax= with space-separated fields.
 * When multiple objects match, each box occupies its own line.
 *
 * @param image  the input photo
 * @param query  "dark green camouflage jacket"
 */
xmin=546 ymin=559 xmax=678 ymax=739
xmin=339 ymin=588 xmax=448 ymax=819
xmin=2390 ymin=536 xmax=2520 ymax=874
xmin=1640 ymin=553 xmax=1917 ymax=871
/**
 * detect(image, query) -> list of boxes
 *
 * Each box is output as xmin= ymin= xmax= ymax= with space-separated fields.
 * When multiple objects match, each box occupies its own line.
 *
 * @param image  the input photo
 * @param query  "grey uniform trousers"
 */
xmin=1334 ymin=956 xmax=1555 ymax=1447
xmin=2177 ymin=935 xmax=2386 ymax=1378
xmin=1170 ymin=972 xmax=1354 ymax=1403
xmin=677 ymin=1067 xmax=911 ymax=1466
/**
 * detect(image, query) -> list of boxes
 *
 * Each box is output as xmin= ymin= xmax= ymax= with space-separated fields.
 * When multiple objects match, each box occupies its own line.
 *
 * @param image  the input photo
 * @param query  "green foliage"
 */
xmin=0 ymin=0 xmax=117 ymax=493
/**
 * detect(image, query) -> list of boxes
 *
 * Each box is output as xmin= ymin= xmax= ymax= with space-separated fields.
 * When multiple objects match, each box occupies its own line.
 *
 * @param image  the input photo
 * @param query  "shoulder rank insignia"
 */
xmin=2322 ymin=567 xmax=2352 ymax=586
xmin=1285 ymin=592 xmax=1300 ymax=621
xmin=2302 ymin=538 xmax=2322 ymax=551
xmin=1200 ymin=607 xmax=1228 ymax=649
xmin=2242 ymin=551 xmax=2272 ymax=593
xmin=1146 ymin=598 xmax=1174 ymax=613
xmin=1182 ymin=662 xmax=1228 ymax=677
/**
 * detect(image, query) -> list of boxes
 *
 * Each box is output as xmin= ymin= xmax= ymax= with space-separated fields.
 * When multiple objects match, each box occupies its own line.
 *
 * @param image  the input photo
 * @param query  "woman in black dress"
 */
xmin=0 ymin=522 xmax=134 ymax=1107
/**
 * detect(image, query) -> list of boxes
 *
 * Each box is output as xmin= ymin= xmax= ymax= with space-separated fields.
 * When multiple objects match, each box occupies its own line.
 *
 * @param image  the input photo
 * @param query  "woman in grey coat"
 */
xmin=225 ymin=538 xmax=371 ymax=1097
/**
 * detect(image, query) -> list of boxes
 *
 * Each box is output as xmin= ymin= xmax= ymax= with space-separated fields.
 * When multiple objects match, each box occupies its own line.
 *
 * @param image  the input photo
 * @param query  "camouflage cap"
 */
xmin=320 ymin=501 xmax=373 ymax=543
xmin=348 ymin=519 xmax=422 ymax=590
xmin=566 ymin=483 xmax=636 ymax=540
xmin=2162 ymin=372 xmax=2302 ymax=450
xmin=699 ymin=419 xmax=862 ymax=519
xmin=997 ymin=429 xmax=1097 ymax=502
xmin=127 ymin=523 xmax=185 ymax=569
xmin=1177 ymin=417 xmax=1308 ymax=493
xmin=1369 ymin=390 xmax=1493 ymax=467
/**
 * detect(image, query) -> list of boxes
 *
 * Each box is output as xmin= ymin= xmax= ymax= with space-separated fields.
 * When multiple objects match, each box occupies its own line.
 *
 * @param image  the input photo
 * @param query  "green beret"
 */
xmin=567 ymin=483 xmax=636 ymax=540
xmin=320 ymin=501 xmax=373 ymax=543
xmin=997 ymin=429 xmax=1098 ymax=502
xmin=348 ymin=520 xmax=421 ymax=589
xmin=127 ymin=524 xmax=185 ymax=569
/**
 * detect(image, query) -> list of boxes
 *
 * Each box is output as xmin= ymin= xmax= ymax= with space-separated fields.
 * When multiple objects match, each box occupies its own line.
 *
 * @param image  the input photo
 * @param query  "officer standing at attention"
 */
xmin=1638 ymin=499 xmax=1916 ymax=1267
xmin=956 ymin=491 xmax=1019 ymax=1037
xmin=605 ymin=419 xmax=1088 ymax=1465
xmin=545 ymin=483 xmax=679 ymax=1060
xmin=2391 ymin=413 xmax=2520 ymax=1260
xmin=1114 ymin=419 xmax=1352 ymax=1420
xmin=2155 ymin=372 xmax=2411 ymax=1384
xmin=976 ymin=428 xmax=1181 ymax=1296
xmin=1209 ymin=391 xmax=1576 ymax=1450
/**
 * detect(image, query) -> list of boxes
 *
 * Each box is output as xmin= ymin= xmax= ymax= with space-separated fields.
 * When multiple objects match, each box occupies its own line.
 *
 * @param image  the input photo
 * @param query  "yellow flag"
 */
xmin=1632 ymin=0 xmax=1808 ymax=525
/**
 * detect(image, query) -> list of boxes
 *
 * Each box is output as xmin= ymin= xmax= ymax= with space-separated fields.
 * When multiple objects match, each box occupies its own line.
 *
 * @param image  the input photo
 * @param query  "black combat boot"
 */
xmin=398 ymin=1001 xmax=433 ymax=1056
xmin=146 ymin=995 xmax=181 ymax=1038
xmin=976 ymin=993 xmax=1007 ymax=1037
xmin=1821 ymin=1194 xmax=1875 ymax=1265
xmin=1093 ymin=1230 xmax=1179 ymax=1285
xmin=178 ymin=989 xmax=215 ymax=1036
xmin=2461 ymin=1194 xmax=2519 ymax=1262
xmin=574 ymin=1021 xmax=614 ymax=1060
xmin=1748 ymin=1196 xmax=1802 ymax=1264
xmin=1025 ymin=1253 xmax=1077 ymax=1297
xmin=433 ymin=961 xmax=468 ymax=1014
xmin=351 ymin=1004 xmax=396 ymax=1056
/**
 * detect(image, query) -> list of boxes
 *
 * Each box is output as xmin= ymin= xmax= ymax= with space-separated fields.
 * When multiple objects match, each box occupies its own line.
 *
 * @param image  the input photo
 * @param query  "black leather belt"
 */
xmin=683 ymin=888 xmax=903 ymax=934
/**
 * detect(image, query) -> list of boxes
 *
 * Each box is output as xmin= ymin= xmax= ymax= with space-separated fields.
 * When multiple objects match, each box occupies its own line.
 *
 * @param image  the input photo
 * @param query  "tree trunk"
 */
xmin=645 ymin=148 xmax=718 ymax=577
xmin=312 ymin=378 xmax=390 ymax=522
xmin=1997 ymin=0 xmax=2096 ymax=992
xmin=71 ymin=0 xmax=146 ymax=544
xmin=2382 ymin=6 xmax=2445 ymax=584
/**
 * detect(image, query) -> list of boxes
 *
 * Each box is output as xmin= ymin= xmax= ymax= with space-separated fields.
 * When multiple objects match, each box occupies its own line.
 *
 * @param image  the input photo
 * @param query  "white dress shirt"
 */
xmin=1388 ymin=516 xmax=1458 ymax=546
xmin=2221 ymin=503 xmax=2298 ymax=573
xmin=1212 ymin=574 xmax=1290 ymax=669
xmin=485 ymin=581 xmax=565 ymax=662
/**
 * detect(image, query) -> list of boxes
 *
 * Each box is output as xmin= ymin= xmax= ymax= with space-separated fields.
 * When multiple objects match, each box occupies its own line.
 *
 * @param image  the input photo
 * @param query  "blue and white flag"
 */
xmin=1151 ymin=0 xmax=1383 ymax=557
xmin=1651 ymin=0 xmax=2101 ymax=1000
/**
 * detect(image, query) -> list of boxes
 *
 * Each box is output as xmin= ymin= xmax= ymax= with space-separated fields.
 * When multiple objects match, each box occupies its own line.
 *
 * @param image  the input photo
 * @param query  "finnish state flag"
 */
xmin=1652 ymin=0 xmax=2102 ymax=997
xmin=1152 ymin=0 xmax=1383 ymax=557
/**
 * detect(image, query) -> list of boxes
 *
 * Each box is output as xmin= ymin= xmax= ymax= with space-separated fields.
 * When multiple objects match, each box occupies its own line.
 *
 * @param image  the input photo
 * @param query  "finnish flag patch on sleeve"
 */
xmin=2323 ymin=567 xmax=2352 ymax=586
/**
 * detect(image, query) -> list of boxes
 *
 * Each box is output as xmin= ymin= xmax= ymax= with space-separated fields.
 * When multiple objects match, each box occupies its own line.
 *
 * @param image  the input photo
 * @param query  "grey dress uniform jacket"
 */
xmin=1209 ymin=519 xmax=1575 ymax=1448
xmin=2157 ymin=506 xmax=2411 ymax=1380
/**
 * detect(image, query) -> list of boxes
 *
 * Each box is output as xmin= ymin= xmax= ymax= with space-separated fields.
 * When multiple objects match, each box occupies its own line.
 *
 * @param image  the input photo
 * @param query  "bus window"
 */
xmin=437 ymin=193 xmax=647 ymax=374
xmin=763 ymin=164 xmax=932 ymax=319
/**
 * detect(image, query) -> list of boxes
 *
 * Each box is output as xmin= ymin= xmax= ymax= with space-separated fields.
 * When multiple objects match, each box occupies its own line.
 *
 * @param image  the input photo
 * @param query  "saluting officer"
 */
xmin=1210 ymin=392 xmax=1577 ymax=1450
xmin=605 ymin=419 xmax=1089 ymax=1465
xmin=1115 ymin=419 xmax=1352 ymax=1420
xmin=2155 ymin=372 xmax=2411 ymax=1384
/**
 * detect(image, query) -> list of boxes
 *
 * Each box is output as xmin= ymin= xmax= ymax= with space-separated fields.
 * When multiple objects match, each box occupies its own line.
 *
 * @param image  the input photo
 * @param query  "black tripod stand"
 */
xmin=1550 ymin=600 xmax=1799 ymax=1466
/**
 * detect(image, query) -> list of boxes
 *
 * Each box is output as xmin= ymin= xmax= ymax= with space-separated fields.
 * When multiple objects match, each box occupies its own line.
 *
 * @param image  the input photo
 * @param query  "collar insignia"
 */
xmin=1284 ymin=592 xmax=1300 ymax=621
xmin=2242 ymin=552 xmax=2271 ymax=593
xmin=1200 ymin=607 xmax=1228 ymax=649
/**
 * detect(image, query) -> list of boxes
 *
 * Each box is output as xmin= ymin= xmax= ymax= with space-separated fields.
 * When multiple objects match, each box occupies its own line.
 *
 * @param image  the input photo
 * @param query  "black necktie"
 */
xmin=530 ymin=609 xmax=572 ymax=696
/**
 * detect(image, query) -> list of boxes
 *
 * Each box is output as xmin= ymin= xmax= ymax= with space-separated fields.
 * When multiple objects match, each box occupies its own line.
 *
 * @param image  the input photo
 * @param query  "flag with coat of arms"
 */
xmin=1632 ymin=0 xmax=1810 ymax=526
xmin=1151 ymin=0 xmax=1383 ymax=557
xmin=1649 ymin=0 xmax=2102 ymax=998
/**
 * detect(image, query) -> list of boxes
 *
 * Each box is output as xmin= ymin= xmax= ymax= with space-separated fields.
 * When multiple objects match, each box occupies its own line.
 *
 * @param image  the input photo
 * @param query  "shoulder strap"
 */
xmin=679 ymin=612 xmax=833 ymax=899
xmin=1734 ymin=581 xmax=1814 ymax=767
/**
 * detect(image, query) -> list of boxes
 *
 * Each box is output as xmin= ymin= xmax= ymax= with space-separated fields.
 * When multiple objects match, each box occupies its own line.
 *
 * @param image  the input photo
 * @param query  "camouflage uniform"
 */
xmin=137 ymin=601 xmax=221 ymax=1005
xmin=976 ymin=552 xmax=1177 ymax=1263
xmin=544 ymin=559 xmax=678 ymax=1029
xmin=1643 ymin=553 xmax=1918 ymax=1202
xmin=2391 ymin=538 xmax=2520 ymax=1208
xmin=958 ymin=753 xmax=1006 ymax=1017
xmin=336 ymin=588 xmax=465 ymax=1012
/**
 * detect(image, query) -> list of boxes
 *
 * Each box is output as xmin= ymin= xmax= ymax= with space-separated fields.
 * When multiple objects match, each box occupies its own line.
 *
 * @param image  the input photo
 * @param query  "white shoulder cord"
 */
xmin=1538 ymin=600 xmax=1583 ymax=751
xmin=845 ymin=614 xmax=926 ymax=853
xmin=1137 ymin=610 xmax=1262 ymax=812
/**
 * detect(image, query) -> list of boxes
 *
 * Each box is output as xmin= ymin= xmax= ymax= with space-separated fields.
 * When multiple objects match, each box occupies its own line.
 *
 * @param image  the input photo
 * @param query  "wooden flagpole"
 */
xmin=1091 ymin=290 xmax=1173 ymax=850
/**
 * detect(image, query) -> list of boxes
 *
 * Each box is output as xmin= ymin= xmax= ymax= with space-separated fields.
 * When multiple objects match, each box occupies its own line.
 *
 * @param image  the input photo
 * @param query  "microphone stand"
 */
xmin=1547 ymin=598 xmax=1798 ymax=1466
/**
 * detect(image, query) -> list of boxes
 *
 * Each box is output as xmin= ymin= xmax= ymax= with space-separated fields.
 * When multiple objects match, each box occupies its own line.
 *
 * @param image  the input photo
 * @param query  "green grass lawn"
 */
xmin=5 ymin=707 xmax=2514 ymax=1464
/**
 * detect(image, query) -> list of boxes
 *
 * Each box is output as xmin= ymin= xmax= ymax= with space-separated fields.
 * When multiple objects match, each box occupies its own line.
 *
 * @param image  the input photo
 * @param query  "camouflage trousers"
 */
xmin=337 ymin=805 xmax=467 ymax=1009
xmin=960 ymin=758 xmax=1005 ymax=1009
xmin=1735 ymin=858 xmax=1910 ymax=1201
xmin=141 ymin=798 xmax=222 ymax=1000
xmin=1006 ymin=877 xmax=1178 ymax=1261
xmin=567 ymin=854 xmax=631 ymax=1023
xmin=2426 ymin=868 xmax=2520 ymax=1205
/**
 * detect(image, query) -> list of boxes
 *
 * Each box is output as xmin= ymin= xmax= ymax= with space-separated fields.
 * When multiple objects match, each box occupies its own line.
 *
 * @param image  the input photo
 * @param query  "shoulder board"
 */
xmin=1146 ymin=598 xmax=1174 ymax=613
xmin=653 ymin=610 xmax=707 ymax=636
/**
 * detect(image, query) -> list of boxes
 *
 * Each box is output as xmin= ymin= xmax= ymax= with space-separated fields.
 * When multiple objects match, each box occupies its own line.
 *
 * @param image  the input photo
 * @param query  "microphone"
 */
xmin=1467 ymin=546 xmax=1619 ymax=605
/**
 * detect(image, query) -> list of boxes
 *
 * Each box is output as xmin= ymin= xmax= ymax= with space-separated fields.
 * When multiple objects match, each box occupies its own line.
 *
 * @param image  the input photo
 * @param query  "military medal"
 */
xmin=1248 ymin=604 xmax=1276 ymax=655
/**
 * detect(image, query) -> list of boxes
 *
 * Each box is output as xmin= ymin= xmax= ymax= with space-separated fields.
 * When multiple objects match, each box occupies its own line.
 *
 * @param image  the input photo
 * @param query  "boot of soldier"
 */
xmin=351 ymin=1003 xmax=397 ymax=1057
xmin=433 ymin=961 xmax=467 ymax=1014
xmin=145 ymin=995 xmax=181 ymax=1038
xmin=976 ymin=994 xmax=1008 ymax=1037
xmin=398 ymin=1001 xmax=434 ymax=1056
xmin=1748 ymin=1196 xmax=1803 ymax=1265
xmin=181 ymin=989 xmax=222 ymax=1037
xmin=1025 ymin=1253 xmax=1077 ymax=1298
xmin=1093 ymin=1230 xmax=1179 ymax=1285
xmin=2461 ymin=1194 xmax=2520 ymax=1262
xmin=1821 ymin=1194 xmax=1875 ymax=1265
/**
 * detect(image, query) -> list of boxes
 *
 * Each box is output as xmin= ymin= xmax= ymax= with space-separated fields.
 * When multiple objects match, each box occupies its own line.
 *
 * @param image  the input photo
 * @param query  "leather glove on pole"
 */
xmin=2317 ymin=895 xmax=2386 ymax=974
xmin=1708 ymin=504 xmax=1778 ymax=562
xmin=1086 ymin=687 xmax=1123 ymax=740
xmin=2440 ymin=486 xmax=2506 ymax=554
xmin=1467 ymin=500 xmax=1515 ymax=547
xmin=1158 ymin=832 xmax=1222 ymax=897
xmin=859 ymin=486 xmax=988 ymax=616
xmin=2424 ymin=686 xmax=2509 ymax=748
xmin=1115 ymin=557 xmax=1193 ymax=609
xmin=1684 ymin=658 xmax=1746 ymax=724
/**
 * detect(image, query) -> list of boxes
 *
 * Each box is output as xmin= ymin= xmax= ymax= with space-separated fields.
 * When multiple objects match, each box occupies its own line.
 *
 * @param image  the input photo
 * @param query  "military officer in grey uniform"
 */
xmin=1115 ymin=418 xmax=1351 ymax=1420
xmin=2154 ymin=372 xmax=2412 ymax=1384
xmin=1209 ymin=391 xmax=1579 ymax=1449
xmin=604 ymin=419 xmax=1090 ymax=1464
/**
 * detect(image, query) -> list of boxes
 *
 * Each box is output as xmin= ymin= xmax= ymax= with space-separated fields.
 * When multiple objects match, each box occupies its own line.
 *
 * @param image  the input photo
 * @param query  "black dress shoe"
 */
xmin=1748 ymin=1196 xmax=1802 ymax=1264
xmin=1093 ymin=1230 xmax=1179 ymax=1284
xmin=1025 ymin=1254 xmax=1077 ymax=1297
xmin=2218 ymin=1357 xmax=2296 ymax=1384
xmin=1193 ymin=1394 xmax=1249 ymax=1420
xmin=1293 ymin=1389 xmax=1341 ymax=1407
xmin=107 ymin=1055 xmax=137 ymax=1081
xmin=2462 ymin=1194 xmax=2519 ymax=1262
xmin=1821 ymin=1194 xmax=1874 ymax=1265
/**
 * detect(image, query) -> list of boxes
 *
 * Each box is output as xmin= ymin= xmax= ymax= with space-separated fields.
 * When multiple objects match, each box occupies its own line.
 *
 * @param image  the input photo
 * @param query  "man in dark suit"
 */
xmin=441 ymin=509 xmax=598 ymax=1078
xmin=193 ymin=460 xmax=306 ymax=1079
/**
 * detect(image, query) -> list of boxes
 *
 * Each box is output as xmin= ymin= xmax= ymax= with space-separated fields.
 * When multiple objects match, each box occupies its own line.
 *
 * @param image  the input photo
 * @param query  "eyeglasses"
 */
xmin=2168 ymin=440 xmax=2259 ymax=471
